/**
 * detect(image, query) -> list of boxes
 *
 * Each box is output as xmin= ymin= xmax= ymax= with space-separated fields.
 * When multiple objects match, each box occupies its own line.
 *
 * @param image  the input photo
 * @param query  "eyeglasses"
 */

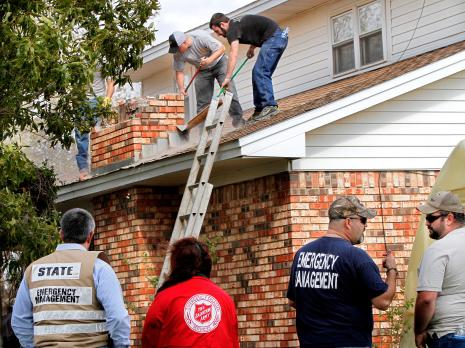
xmin=425 ymin=213 xmax=448 ymax=223
xmin=349 ymin=216 xmax=367 ymax=225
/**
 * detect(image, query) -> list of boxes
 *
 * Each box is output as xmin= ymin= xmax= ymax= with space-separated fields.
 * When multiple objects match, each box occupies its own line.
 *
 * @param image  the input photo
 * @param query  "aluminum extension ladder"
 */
xmin=157 ymin=91 xmax=233 ymax=287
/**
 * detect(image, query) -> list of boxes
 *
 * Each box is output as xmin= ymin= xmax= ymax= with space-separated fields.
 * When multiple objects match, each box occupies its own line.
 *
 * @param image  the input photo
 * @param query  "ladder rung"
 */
xmin=188 ymin=181 xmax=207 ymax=190
xmin=197 ymin=151 xmax=215 ymax=161
xmin=206 ymin=120 xmax=222 ymax=130
xmin=188 ymin=183 xmax=199 ymax=190
xmin=178 ymin=212 xmax=204 ymax=220
xmin=178 ymin=213 xmax=190 ymax=220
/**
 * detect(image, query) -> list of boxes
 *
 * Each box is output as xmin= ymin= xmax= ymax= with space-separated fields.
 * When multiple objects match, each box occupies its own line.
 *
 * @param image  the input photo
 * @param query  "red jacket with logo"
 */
xmin=142 ymin=276 xmax=239 ymax=348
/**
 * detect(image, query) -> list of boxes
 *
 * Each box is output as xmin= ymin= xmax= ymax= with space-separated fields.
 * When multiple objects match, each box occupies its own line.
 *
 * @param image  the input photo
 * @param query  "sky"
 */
xmin=153 ymin=0 xmax=256 ymax=45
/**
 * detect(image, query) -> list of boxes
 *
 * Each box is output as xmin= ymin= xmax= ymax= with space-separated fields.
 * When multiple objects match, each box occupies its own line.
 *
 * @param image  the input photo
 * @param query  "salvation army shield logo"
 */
xmin=184 ymin=294 xmax=221 ymax=333
xmin=194 ymin=303 xmax=212 ymax=323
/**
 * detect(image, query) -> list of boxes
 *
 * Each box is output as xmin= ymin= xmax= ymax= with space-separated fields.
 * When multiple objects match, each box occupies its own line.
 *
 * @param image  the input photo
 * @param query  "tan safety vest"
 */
xmin=25 ymin=249 xmax=110 ymax=347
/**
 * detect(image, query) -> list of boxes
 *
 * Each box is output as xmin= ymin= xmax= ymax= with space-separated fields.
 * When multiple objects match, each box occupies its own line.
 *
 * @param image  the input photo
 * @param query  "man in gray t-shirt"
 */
xmin=75 ymin=71 xmax=114 ymax=181
xmin=169 ymin=30 xmax=244 ymax=127
xmin=415 ymin=191 xmax=465 ymax=348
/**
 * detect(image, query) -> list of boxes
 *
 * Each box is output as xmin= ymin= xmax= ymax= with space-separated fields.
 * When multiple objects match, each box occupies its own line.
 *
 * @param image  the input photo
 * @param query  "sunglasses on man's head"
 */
xmin=425 ymin=213 xmax=448 ymax=223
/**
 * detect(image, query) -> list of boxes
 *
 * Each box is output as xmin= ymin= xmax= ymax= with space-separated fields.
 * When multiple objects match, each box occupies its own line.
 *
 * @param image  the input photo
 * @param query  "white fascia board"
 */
xmin=56 ymin=142 xmax=242 ymax=203
xmin=238 ymin=49 xmax=465 ymax=157
xmin=141 ymin=42 xmax=170 ymax=64
xmin=56 ymin=152 xmax=195 ymax=203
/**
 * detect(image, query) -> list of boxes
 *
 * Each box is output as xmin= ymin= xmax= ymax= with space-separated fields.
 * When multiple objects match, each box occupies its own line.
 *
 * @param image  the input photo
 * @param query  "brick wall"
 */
xmin=285 ymin=171 xmax=437 ymax=347
xmin=91 ymin=95 xmax=184 ymax=174
xmin=204 ymin=170 xmax=437 ymax=347
xmin=92 ymin=186 xmax=181 ymax=346
xmin=205 ymin=173 xmax=296 ymax=347
xmin=91 ymin=170 xmax=437 ymax=347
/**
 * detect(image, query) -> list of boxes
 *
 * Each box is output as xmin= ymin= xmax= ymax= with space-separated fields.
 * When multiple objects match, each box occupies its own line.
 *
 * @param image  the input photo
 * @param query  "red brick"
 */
xmin=91 ymin=168 xmax=438 ymax=346
xmin=90 ymin=95 xmax=184 ymax=170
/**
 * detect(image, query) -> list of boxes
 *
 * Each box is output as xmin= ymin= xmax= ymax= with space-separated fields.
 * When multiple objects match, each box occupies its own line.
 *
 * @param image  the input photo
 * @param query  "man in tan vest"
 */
xmin=12 ymin=208 xmax=130 ymax=347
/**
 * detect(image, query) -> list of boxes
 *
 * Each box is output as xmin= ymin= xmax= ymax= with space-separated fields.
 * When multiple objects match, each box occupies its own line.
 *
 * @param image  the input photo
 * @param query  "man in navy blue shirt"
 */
xmin=287 ymin=196 xmax=397 ymax=347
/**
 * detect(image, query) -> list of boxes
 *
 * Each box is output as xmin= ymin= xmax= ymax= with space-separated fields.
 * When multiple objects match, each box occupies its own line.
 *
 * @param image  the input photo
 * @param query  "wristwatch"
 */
xmin=386 ymin=267 xmax=398 ymax=276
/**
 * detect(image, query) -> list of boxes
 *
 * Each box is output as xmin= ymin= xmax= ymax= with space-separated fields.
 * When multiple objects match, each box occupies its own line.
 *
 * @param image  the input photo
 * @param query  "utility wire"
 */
xmin=377 ymin=0 xmax=427 ymax=251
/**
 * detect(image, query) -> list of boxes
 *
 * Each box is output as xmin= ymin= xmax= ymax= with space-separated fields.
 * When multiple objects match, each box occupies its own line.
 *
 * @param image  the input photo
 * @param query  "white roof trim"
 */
xmin=56 ymin=142 xmax=244 ymax=204
xmin=56 ymin=152 xmax=196 ymax=203
xmin=238 ymin=49 xmax=465 ymax=157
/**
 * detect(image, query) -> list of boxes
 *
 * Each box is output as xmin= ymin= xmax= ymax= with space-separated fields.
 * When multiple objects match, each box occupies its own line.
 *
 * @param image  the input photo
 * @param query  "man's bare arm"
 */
xmin=175 ymin=71 xmax=187 ymax=96
xmin=200 ymin=44 xmax=225 ymax=67
xmin=414 ymin=291 xmax=438 ymax=348
xmin=221 ymin=40 xmax=239 ymax=88
xmin=371 ymin=269 xmax=397 ymax=310
xmin=415 ymin=291 xmax=438 ymax=333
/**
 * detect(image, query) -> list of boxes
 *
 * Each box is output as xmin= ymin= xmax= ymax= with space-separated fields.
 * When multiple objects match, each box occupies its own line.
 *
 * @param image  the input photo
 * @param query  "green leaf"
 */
xmin=0 ymin=144 xmax=60 ymax=304
xmin=0 ymin=0 xmax=160 ymax=147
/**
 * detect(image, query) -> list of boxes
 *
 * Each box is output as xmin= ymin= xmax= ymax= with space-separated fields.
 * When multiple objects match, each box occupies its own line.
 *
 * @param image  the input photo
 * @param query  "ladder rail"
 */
xmin=157 ymin=92 xmax=233 ymax=288
xmin=184 ymin=98 xmax=219 ymax=187
xmin=199 ymin=97 xmax=231 ymax=184
xmin=183 ymin=183 xmax=213 ymax=239
xmin=188 ymin=93 xmax=232 ymax=217
xmin=168 ymin=98 xmax=220 ymax=238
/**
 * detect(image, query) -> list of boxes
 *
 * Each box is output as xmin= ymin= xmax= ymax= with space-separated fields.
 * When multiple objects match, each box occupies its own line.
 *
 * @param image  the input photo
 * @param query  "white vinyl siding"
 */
xmin=142 ymin=68 xmax=176 ymax=97
xmin=234 ymin=19 xmax=330 ymax=109
xmin=391 ymin=0 xmax=465 ymax=60
xmin=138 ymin=0 xmax=465 ymax=113
xmin=301 ymin=70 xmax=465 ymax=170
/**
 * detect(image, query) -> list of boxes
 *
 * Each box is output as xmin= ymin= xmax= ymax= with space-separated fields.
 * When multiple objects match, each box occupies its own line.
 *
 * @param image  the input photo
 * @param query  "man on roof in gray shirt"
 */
xmin=169 ymin=30 xmax=244 ymax=127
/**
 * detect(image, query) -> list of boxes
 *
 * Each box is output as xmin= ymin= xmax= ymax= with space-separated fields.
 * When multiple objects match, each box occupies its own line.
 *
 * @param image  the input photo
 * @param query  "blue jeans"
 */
xmin=75 ymin=98 xmax=98 ymax=173
xmin=427 ymin=333 xmax=465 ymax=347
xmin=252 ymin=27 xmax=288 ymax=111
xmin=75 ymin=128 xmax=90 ymax=172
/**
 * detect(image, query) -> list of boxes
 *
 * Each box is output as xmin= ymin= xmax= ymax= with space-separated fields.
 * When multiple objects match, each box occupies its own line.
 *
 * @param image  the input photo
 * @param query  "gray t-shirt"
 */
xmin=87 ymin=70 xmax=107 ymax=98
xmin=417 ymin=227 xmax=465 ymax=337
xmin=173 ymin=30 xmax=223 ymax=71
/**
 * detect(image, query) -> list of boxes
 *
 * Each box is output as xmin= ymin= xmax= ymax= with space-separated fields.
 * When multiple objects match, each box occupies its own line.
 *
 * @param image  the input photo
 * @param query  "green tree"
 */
xmin=0 ymin=144 xmax=61 ymax=345
xmin=0 ymin=0 xmax=159 ymax=147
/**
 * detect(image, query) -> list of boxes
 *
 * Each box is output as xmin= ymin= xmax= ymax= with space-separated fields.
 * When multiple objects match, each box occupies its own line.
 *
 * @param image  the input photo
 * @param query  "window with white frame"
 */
xmin=331 ymin=0 xmax=384 ymax=75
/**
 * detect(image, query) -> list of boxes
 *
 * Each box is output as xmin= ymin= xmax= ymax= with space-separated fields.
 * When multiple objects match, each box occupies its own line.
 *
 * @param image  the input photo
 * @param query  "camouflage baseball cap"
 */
xmin=417 ymin=191 xmax=464 ymax=214
xmin=328 ymin=196 xmax=377 ymax=220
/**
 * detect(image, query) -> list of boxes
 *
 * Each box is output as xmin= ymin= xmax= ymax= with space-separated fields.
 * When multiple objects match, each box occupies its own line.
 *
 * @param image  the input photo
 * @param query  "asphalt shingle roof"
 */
xmin=155 ymin=40 xmax=465 ymax=161
xmin=222 ymin=39 xmax=465 ymax=143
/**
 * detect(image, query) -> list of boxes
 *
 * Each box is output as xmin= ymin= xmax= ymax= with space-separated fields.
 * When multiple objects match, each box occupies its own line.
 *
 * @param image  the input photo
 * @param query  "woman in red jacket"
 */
xmin=142 ymin=237 xmax=239 ymax=348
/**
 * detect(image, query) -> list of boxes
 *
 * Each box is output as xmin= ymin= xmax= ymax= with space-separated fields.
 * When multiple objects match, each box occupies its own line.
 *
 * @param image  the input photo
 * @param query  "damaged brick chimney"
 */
xmin=91 ymin=94 xmax=185 ymax=175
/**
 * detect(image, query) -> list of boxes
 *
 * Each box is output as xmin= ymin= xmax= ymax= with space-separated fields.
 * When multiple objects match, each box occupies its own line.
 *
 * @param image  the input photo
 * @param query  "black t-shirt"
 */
xmin=226 ymin=15 xmax=279 ymax=47
xmin=287 ymin=237 xmax=388 ymax=347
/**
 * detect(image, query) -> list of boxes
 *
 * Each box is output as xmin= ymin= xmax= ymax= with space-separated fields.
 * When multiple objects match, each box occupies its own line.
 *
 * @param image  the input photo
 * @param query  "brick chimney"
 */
xmin=91 ymin=94 xmax=185 ymax=175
